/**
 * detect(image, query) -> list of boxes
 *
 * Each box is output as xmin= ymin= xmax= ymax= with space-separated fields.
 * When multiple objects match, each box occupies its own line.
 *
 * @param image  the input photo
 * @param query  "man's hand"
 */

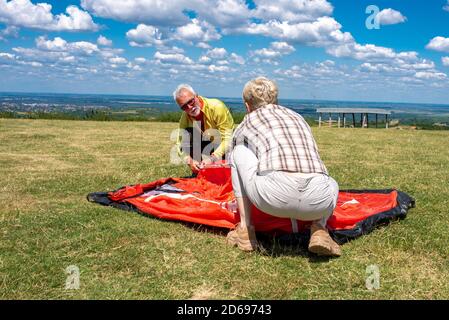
xmin=186 ymin=157 xmax=201 ymax=173
xmin=200 ymin=155 xmax=218 ymax=168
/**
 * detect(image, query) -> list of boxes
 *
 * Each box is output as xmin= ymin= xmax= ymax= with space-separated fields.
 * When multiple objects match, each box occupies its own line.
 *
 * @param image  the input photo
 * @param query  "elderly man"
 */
xmin=173 ymin=84 xmax=234 ymax=173
xmin=227 ymin=77 xmax=341 ymax=257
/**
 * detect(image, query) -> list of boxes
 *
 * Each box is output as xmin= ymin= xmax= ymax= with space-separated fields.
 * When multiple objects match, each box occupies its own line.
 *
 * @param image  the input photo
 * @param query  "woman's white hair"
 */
xmin=173 ymin=84 xmax=196 ymax=101
xmin=242 ymin=77 xmax=278 ymax=111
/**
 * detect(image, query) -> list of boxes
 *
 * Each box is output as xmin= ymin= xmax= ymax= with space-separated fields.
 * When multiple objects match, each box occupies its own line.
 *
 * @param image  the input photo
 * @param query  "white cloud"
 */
xmin=415 ymin=71 xmax=447 ymax=80
xmin=275 ymin=59 xmax=449 ymax=93
xmin=360 ymin=62 xmax=415 ymax=75
xmin=274 ymin=65 xmax=303 ymax=79
xmin=81 ymin=0 xmax=191 ymax=26
xmin=197 ymin=42 xmax=212 ymax=49
xmin=2 ymin=35 xmax=143 ymax=82
xmin=444 ymin=1 xmax=449 ymax=12
xmin=358 ymin=58 xmax=447 ymax=85
xmin=198 ymin=55 xmax=212 ymax=64
xmin=134 ymin=57 xmax=147 ymax=64
xmin=154 ymin=51 xmax=193 ymax=65
xmin=0 ymin=1 xmax=99 ymax=31
xmin=271 ymin=41 xmax=295 ymax=53
xmin=161 ymin=46 xmax=185 ymax=54
xmin=275 ymin=60 xmax=348 ymax=82
xmin=206 ymin=47 xmax=227 ymax=59
xmin=80 ymin=0 xmax=336 ymax=32
xmin=360 ymin=62 xmax=397 ymax=73
xmin=54 ymin=5 xmax=99 ymax=31
xmin=72 ymin=43 xmax=98 ymax=56
xmin=3 ymin=0 xmax=447 ymax=96
xmin=109 ymin=56 xmax=127 ymax=64
xmin=0 ymin=25 xmax=19 ymax=41
xmin=208 ymin=64 xmax=230 ymax=72
xmin=253 ymin=0 xmax=333 ymax=23
xmin=234 ymin=17 xmax=353 ymax=47
xmin=252 ymin=41 xmax=295 ymax=59
xmin=5 ymin=36 xmax=106 ymax=69
xmin=36 ymin=36 xmax=99 ymax=56
xmin=0 ymin=52 xmax=15 ymax=59
xmin=0 ymin=52 xmax=16 ymax=65
xmin=327 ymin=41 xmax=420 ymax=64
xmin=426 ymin=36 xmax=449 ymax=53
xmin=97 ymin=35 xmax=112 ymax=46
xmin=196 ymin=0 xmax=251 ymax=28
xmin=129 ymin=64 xmax=142 ymax=71
xmin=376 ymin=8 xmax=407 ymax=25
xmin=27 ymin=61 xmax=43 ymax=67
xmin=442 ymin=57 xmax=449 ymax=66
xmin=0 ymin=0 xmax=53 ymax=28
xmin=36 ymin=36 xmax=68 ymax=51
xmin=13 ymin=47 xmax=68 ymax=63
xmin=126 ymin=24 xmax=164 ymax=47
xmin=229 ymin=53 xmax=245 ymax=65
xmin=61 ymin=56 xmax=76 ymax=63
xmin=173 ymin=19 xmax=221 ymax=43
xmin=99 ymin=47 xmax=124 ymax=59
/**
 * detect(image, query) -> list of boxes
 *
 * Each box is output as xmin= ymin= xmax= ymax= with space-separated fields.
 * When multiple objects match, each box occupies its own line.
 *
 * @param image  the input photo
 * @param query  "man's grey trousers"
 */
xmin=231 ymin=145 xmax=339 ymax=226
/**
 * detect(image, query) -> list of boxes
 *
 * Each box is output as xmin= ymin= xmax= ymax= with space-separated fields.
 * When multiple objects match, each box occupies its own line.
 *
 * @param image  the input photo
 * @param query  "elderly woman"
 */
xmin=227 ymin=77 xmax=341 ymax=257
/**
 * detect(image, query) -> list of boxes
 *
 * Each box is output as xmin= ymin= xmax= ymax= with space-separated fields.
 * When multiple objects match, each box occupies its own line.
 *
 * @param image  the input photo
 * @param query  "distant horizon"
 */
xmin=1 ymin=90 xmax=449 ymax=108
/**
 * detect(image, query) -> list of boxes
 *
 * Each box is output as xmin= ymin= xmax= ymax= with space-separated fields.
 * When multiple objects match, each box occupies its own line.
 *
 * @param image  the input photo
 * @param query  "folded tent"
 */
xmin=87 ymin=165 xmax=415 ymax=244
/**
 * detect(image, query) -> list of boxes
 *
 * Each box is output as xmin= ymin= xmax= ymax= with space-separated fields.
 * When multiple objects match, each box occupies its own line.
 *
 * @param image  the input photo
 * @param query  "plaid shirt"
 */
xmin=231 ymin=104 xmax=328 ymax=174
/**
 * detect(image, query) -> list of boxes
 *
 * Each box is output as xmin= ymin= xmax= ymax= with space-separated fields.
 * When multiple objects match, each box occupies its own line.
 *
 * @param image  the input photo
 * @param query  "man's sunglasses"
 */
xmin=180 ymin=97 xmax=195 ymax=111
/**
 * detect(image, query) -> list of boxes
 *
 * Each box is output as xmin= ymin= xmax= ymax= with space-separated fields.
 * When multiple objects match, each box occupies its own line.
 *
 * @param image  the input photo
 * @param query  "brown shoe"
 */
xmin=308 ymin=223 xmax=342 ymax=257
xmin=226 ymin=223 xmax=258 ymax=251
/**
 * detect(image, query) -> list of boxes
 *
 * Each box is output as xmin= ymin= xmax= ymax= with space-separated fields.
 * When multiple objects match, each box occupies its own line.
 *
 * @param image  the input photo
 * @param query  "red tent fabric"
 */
xmin=88 ymin=166 xmax=414 ymax=243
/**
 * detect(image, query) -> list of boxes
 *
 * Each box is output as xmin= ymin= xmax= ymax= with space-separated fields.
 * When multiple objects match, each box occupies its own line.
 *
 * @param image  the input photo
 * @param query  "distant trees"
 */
xmin=0 ymin=109 xmax=447 ymax=130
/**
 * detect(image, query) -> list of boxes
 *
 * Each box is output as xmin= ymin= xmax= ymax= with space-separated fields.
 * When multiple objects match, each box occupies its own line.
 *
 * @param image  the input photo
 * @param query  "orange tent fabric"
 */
xmin=88 ymin=166 xmax=414 ymax=243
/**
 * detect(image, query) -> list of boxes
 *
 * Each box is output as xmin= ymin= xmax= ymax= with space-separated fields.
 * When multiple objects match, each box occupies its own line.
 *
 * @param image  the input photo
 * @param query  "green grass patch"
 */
xmin=0 ymin=119 xmax=448 ymax=299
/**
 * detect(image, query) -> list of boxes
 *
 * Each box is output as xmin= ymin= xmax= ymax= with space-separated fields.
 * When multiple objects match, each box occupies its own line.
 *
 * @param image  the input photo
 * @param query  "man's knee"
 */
xmin=232 ymin=144 xmax=251 ymax=166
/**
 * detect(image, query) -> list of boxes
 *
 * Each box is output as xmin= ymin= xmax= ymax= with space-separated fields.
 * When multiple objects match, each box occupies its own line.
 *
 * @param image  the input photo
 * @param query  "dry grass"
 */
xmin=0 ymin=118 xmax=448 ymax=299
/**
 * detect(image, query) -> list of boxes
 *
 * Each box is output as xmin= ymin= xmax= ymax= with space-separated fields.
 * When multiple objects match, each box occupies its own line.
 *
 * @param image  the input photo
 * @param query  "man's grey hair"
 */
xmin=242 ymin=77 xmax=278 ymax=111
xmin=173 ymin=84 xmax=196 ymax=101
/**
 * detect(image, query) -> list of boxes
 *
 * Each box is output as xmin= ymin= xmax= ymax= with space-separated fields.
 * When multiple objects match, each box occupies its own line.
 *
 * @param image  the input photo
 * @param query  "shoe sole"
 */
xmin=226 ymin=233 xmax=257 ymax=251
xmin=308 ymin=241 xmax=341 ymax=257
xmin=308 ymin=235 xmax=342 ymax=256
xmin=308 ymin=243 xmax=333 ymax=256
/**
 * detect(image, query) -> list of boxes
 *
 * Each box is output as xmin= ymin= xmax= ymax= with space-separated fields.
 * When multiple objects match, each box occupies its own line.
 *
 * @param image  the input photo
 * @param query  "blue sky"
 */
xmin=1 ymin=0 xmax=449 ymax=103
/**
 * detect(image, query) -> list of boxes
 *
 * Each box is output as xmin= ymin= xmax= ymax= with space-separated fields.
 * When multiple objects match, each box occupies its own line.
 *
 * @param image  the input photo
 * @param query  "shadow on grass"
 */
xmin=144 ymin=217 xmax=338 ymax=263
xmin=255 ymin=233 xmax=337 ymax=263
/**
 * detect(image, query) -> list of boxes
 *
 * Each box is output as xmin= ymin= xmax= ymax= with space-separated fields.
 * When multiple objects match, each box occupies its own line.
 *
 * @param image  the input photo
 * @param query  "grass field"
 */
xmin=0 ymin=119 xmax=448 ymax=300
